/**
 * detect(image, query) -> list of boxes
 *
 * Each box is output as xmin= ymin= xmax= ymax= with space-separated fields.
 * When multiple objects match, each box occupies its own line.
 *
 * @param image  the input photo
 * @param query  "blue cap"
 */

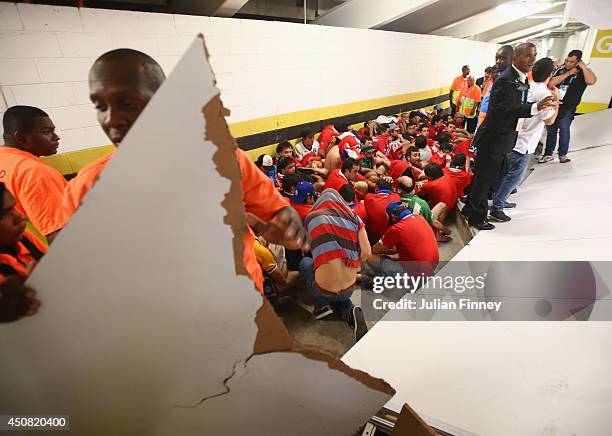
xmin=434 ymin=104 xmax=442 ymax=111
xmin=291 ymin=181 xmax=314 ymax=204
xmin=386 ymin=201 xmax=404 ymax=217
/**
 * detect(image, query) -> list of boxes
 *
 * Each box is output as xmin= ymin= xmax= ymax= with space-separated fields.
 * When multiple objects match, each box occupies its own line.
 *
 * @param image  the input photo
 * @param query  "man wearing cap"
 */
xmin=256 ymin=154 xmax=277 ymax=185
xmin=370 ymin=201 xmax=439 ymax=276
xmin=289 ymin=181 xmax=315 ymax=222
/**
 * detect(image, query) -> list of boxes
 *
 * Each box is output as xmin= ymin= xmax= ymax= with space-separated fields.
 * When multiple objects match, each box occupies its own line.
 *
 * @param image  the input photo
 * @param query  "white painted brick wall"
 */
xmin=0 ymin=2 xmax=498 ymax=153
xmin=17 ymin=3 xmax=83 ymax=32
xmin=0 ymin=3 xmax=23 ymax=31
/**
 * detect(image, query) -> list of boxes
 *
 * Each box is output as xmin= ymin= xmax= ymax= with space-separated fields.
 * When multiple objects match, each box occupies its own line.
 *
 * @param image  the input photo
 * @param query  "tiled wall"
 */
xmin=0 ymin=3 xmax=499 ymax=153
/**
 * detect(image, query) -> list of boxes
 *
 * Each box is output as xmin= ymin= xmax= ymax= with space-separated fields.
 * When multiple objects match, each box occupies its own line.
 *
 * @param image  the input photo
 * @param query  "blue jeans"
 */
xmin=298 ymin=257 xmax=354 ymax=323
xmin=545 ymin=110 xmax=574 ymax=157
xmin=491 ymin=151 xmax=531 ymax=212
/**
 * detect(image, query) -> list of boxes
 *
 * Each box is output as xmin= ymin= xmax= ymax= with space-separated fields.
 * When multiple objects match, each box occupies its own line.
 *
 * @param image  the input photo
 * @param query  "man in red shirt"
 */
xmin=323 ymin=158 xmax=359 ymax=192
xmin=429 ymin=115 xmax=445 ymax=139
xmin=374 ymin=201 xmax=439 ymax=276
xmin=363 ymin=178 xmax=400 ymax=245
xmin=428 ymin=141 xmax=452 ymax=168
xmin=417 ymin=163 xmax=457 ymax=223
xmin=444 ymin=153 xmax=473 ymax=197
xmin=452 ymin=138 xmax=474 ymax=160
xmin=385 ymin=124 xmax=408 ymax=161
xmin=372 ymin=124 xmax=390 ymax=155
xmin=388 ymin=149 xmax=424 ymax=186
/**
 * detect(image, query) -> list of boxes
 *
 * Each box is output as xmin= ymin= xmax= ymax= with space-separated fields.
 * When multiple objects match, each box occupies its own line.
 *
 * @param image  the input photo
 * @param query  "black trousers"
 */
xmin=464 ymin=138 xmax=507 ymax=224
xmin=466 ymin=116 xmax=478 ymax=133
xmin=450 ymin=102 xmax=456 ymax=116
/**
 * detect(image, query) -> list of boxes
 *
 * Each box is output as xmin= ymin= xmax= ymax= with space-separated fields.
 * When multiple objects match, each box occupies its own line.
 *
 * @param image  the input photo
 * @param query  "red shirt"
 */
xmin=389 ymin=160 xmax=409 ymax=181
xmin=323 ymin=169 xmax=351 ymax=192
xmin=318 ymin=125 xmax=339 ymax=153
xmin=428 ymin=151 xmax=448 ymax=168
xmin=418 ymin=176 xmax=457 ymax=211
xmin=291 ymin=201 xmax=313 ymax=222
xmin=350 ymin=201 xmax=367 ymax=224
xmin=372 ymin=134 xmax=390 ymax=154
xmin=428 ymin=126 xmax=441 ymax=139
xmin=444 ymin=167 xmax=473 ymax=197
xmin=386 ymin=140 xmax=404 ymax=161
xmin=389 ymin=160 xmax=422 ymax=185
xmin=453 ymin=139 xmax=473 ymax=159
xmin=382 ymin=213 xmax=439 ymax=272
xmin=364 ymin=190 xmax=401 ymax=244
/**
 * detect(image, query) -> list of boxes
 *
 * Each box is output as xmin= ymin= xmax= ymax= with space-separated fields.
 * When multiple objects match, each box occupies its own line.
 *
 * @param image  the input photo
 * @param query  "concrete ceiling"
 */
xmin=312 ymin=0 xmax=579 ymax=44
xmin=379 ymin=0 xmax=507 ymax=34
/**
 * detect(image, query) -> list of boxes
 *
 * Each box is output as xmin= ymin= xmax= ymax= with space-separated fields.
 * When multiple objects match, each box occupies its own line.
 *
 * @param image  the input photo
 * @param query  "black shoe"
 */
xmin=510 ymin=188 xmax=518 ymax=195
xmin=489 ymin=210 xmax=511 ymax=222
xmin=471 ymin=220 xmax=496 ymax=230
xmin=313 ymin=306 xmax=334 ymax=320
xmin=504 ymin=201 xmax=516 ymax=208
xmin=459 ymin=195 xmax=467 ymax=204
xmin=348 ymin=306 xmax=368 ymax=342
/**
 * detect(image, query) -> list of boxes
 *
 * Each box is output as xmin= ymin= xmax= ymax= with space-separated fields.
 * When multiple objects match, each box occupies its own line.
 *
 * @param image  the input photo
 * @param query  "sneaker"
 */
xmin=504 ymin=201 xmax=516 ymax=208
xmin=489 ymin=210 xmax=511 ymax=222
xmin=559 ymin=155 xmax=571 ymax=163
xmin=348 ymin=306 xmax=368 ymax=342
xmin=538 ymin=155 xmax=554 ymax=164
xmin=313 ymin=306 xmax=334 ymax=320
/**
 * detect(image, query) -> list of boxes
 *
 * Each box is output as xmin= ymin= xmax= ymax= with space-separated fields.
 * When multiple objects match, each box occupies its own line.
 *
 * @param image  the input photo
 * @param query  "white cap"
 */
xmin=376 ymin=115 xmax=393 ymax=125
xmin=262 ymin=154 xmax=274 ymax=167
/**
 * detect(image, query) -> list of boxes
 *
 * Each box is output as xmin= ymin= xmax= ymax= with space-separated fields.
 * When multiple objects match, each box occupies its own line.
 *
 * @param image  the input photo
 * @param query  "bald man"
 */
xmin=62 ymin=49 xmax=307 ymax=292
xmin=495 ymin=45 xmax=513 ymax=74
xmin=463 ymin=43 xmax=557 ymax=230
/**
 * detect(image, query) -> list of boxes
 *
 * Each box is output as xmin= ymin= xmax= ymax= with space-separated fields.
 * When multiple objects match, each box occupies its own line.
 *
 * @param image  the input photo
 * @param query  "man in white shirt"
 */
xmin=489 ymin=58 xmax=559 ymax=222
xmin=293 ymin=128 xmax=320 ymax=164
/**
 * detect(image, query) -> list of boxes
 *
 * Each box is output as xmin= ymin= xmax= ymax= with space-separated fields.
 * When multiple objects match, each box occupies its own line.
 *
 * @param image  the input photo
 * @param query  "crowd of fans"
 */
xmin=0 ymin=43 xmax=597 ymax=344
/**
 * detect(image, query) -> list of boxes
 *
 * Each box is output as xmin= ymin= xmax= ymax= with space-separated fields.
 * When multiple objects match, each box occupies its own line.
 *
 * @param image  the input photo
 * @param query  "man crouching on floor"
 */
xmin=298 ymin=189 xmax=371 ymax=342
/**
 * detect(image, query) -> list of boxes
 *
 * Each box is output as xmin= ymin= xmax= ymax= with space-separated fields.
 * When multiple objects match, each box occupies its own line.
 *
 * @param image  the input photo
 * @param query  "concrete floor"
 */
xmin=275 ymin=219 xmax=468 ymax=358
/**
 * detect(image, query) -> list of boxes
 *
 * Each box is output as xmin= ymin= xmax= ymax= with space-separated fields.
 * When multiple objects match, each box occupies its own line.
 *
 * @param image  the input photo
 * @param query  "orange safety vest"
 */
xmin=0 ymin=230 xmax=48 ymax=280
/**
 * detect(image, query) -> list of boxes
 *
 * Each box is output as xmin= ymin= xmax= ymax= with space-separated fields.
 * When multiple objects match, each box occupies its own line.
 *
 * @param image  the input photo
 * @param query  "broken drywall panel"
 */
xmin=0 ymin=35 xmax=260 ymax=435
xmin=0 ymin=35 xmax=393 ymax=435
xmin=155 ymin=352 xmax=391 ymax=436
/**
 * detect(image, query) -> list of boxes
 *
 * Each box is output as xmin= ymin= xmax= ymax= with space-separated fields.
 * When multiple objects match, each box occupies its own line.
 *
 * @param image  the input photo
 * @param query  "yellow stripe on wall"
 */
xmin=42 ymin=145 xmax=116 ymax=175
xmin=228 ymin=86 xmax=450 ymax=139
xmin=576 ymin=101 xmax=609 ymax=114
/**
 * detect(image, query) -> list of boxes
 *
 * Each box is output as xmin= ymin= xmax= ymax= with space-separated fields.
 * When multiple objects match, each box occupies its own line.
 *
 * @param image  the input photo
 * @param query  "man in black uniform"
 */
xmin=539 ymin=49 xmax=598 ymax=164
xmin=463 ymin=43 xmax=558 ymax=230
